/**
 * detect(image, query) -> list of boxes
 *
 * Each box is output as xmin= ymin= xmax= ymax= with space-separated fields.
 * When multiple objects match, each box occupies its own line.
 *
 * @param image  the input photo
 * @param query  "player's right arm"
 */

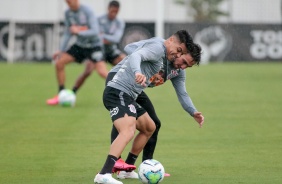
xmin=171 ymin=72 xmax=204 ymax=127
xmin=128 ymin=42 xmax=164 ymax=86
xmin=76 ymin=7 xmax=100 ymax=37
xmin=128 ymin=43 xmax=163 ymax=74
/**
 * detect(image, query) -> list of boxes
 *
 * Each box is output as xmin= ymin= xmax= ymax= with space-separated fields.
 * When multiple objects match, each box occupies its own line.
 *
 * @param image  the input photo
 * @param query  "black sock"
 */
xmin=72 ymin=87 xmax=78 ymax=94
xmin=125 ymin=152 xmax=138 ymax=165
xmin=59 ymin=85 xmax=65 ymax=93
xmin=100 ymin=155 xmax=118 ymax=174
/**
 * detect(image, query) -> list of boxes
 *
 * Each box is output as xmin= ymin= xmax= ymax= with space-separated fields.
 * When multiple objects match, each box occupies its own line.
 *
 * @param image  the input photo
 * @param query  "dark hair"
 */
xmin=109 ymin=0 xmax=120 ymax=8
xmin=174 ymin=30 xmax=202 ymax=65
xmin=190 ymin=43 xmax=202 ymax=66
xmin=174 ymin=30 xmax=193 ymax=45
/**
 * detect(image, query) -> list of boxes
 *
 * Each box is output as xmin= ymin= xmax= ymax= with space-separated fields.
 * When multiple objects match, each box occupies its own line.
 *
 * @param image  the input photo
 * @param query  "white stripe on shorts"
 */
xmin=119 ymin=91 xmax=125 ymax=106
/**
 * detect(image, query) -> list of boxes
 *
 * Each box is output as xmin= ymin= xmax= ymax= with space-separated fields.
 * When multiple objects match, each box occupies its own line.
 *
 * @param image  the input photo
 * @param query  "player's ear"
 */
xmin=168 ymin=36 xmax=174 ymax=44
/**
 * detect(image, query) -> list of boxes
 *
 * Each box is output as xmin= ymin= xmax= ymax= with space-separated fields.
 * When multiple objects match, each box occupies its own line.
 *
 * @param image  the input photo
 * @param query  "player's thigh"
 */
xmin=56 ymin=52 xmax=75 ymax=66
xmin=103 ymin=87 xmax=138 ymax=121
xmin=94 ymin=61 xmax=108 ymax=78
xmin=83 ymin=60 xmax=95 ymax=74
xmin=89 ymin=46 xmax=104 ymax=62
xmin=94 ymin=61 xmax=108 ymax=71
xmin=66 ymin=45 xmax=85 ymax=63
xmin=136 ymin=91 xmax=160 ymax=126
xmin=136 ymin=91 xmax=152 ymax=108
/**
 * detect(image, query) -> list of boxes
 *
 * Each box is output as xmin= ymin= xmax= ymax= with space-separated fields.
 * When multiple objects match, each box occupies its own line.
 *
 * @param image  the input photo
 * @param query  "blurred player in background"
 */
xmin=109 ymin=40 xmax=205 ymax=180
xmin=99 ymin=0 xmax=126 ymax=65
xmin=46 ymin=0 xmax=108 ymax=105
xmin=70 ymin=0 xmax=126 ymax=95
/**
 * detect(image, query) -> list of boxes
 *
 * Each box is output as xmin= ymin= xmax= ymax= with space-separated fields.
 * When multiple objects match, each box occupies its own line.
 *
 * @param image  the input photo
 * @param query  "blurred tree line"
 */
xmin=175 ymin=0 xmax=229 ymax=22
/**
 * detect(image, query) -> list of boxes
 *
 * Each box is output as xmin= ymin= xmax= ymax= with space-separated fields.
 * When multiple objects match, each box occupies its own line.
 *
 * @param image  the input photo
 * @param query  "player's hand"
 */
xmin=70 ymin=25 xmax=88 ymax=34
xmin=70 ymin=25 xmax=80 ymax=34
xmin=53 ymin=51 xmax=62 ymax=61
xmin=193 ymin=112 xmax=204 ymax=128
xmin=104 ymin=39 xmax=111 ymax=44
xmin=135 ymin=73 xmax=147 ymax=87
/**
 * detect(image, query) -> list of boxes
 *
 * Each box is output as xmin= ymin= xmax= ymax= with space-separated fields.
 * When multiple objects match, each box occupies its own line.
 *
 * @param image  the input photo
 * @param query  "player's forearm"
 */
xmin=103 ymin=32 xmax=123 ymax=43
xmin=78 ymin=28 xmax=99 ymax=37
xmin=179 ymin=96 xmax=197 ymax=117
xmin=173 ymin=84 xmax=197 ymax=116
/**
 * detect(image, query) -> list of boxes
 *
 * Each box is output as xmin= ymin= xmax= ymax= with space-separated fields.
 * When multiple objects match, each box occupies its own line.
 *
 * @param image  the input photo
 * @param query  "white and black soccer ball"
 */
xmin=138 ymin=159 xmax=165 ymax=184
xmin=58 ymin=89 xmax=76 ymax=107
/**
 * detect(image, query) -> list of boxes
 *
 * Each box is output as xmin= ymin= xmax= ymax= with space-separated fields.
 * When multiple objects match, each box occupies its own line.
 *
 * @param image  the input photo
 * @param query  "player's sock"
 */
xmin=125 ymin=152 xmax=138 ymax=165
xmin=59 ymin=85 xmax=65 ymax=93
xmin=72 ymin=87 xmax=78 ymax=94
xmin=100 ymin=155 xmax=118 ymax=174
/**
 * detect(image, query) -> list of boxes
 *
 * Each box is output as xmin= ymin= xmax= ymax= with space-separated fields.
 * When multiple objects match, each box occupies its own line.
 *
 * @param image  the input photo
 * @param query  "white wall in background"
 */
xmin=0 ymin=0 xmax=281 ymax=23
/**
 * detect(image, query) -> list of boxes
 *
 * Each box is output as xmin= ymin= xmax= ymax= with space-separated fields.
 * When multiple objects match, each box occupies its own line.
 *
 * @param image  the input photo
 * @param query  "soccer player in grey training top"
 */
xmin=99 ymin=0 xmax=126 ymax=65
xmin=71 ymin=0 xmax=126 ymax=95
xmin=94 ymin=30 xmax=192 ymax=184
xmin=109 ymin=41 xmax=204 ymax=179
xmin=46 ymin=0 xmax=108 ymax=105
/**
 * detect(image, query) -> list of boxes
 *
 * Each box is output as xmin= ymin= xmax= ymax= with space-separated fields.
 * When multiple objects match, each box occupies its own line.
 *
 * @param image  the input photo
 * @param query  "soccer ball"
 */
xmin=58 ymin=89 xmax=76 ymax=107
xmin=138 ymin=159 xmax=165 ymax=184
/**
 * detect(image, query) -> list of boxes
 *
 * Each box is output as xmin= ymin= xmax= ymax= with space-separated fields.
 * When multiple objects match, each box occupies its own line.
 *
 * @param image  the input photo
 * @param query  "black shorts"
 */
xmin=103 ymin=86 xmax=146 ymax=122
xmin=104 ymin=44 xmax=122 ymax=64
xmin=66 ymin=44 xmax=104 ymax=63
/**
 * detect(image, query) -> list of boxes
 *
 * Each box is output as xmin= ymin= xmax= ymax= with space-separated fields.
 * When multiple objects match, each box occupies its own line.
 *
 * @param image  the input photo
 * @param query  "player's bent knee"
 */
xmin=143 ymin=122 xmax=156 ymax=137
xmin=148 ymin=123 xmax=156 ymax=135
xmin=55 ymin=62 xmax=65 ymax=70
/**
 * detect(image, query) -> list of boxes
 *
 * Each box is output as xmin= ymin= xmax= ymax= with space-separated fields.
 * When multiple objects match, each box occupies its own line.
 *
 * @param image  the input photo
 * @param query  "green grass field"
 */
xmin=0 ymin=62 xmax=281 ymax=184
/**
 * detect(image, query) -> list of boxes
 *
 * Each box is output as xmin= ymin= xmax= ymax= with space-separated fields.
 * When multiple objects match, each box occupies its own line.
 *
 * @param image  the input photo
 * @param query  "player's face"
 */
xmin=171 ymin=53 xmax=195 ymax=69
xmin=166 ymin=36 xmax=187 ymax=62
xmin=108 ymin=6 xmax=119 ymax=20
xmin=66 ymin=0 xmax=79 ymax=10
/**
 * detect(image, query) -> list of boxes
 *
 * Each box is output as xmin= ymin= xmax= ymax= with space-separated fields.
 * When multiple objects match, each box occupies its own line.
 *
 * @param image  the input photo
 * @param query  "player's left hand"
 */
xmin=70 ymin=25 xmax=85 ymax=34
xmin=193 ymin=112 xmax=204 ymax=128
xmin=104 ymin=39 xmax=111 ymax=44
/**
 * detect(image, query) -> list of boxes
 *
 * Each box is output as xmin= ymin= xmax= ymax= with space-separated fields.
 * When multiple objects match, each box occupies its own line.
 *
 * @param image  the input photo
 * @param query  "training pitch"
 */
xmin=0 ymin=62 xmax=281 ymax=184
